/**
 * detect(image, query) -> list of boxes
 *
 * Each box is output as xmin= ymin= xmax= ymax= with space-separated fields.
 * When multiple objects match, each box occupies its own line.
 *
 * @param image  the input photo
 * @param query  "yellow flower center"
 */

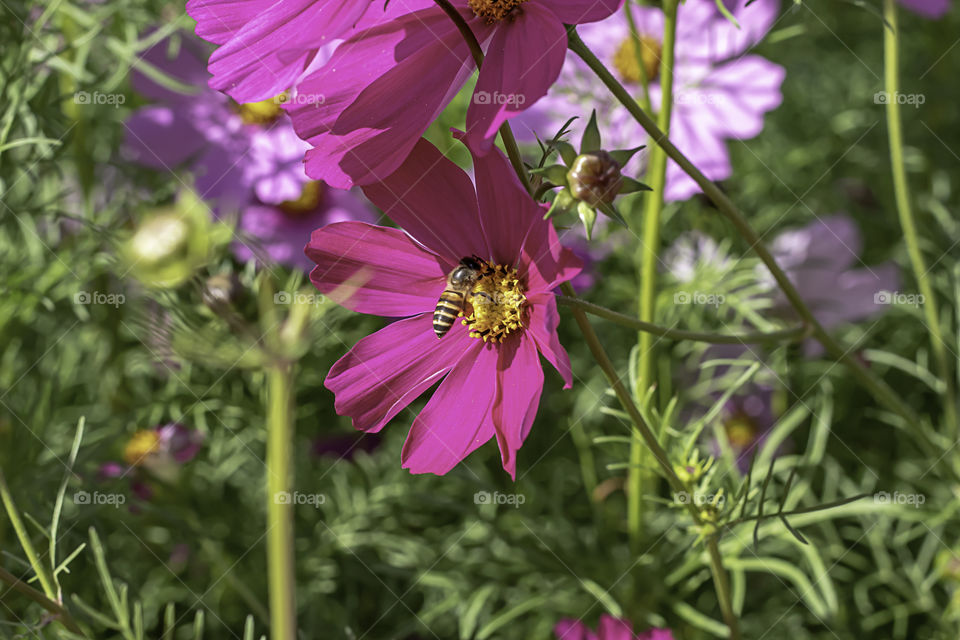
xmin=461 ymin=262 xmax=527 ymax=343
xmin=236 ymin=94 xmax=285 ymax=125
xmin=724 ymin=413 xmax=757 ymax=450
xmin=124 ymin=430 xmax=161 ymax=466
xmin=468 ymin=0 xmax=528 ymax=23
xmin=613 ymin=35 xmax=662 ymax=85
xmin=279 ymin=181 xmax=326 ymax=216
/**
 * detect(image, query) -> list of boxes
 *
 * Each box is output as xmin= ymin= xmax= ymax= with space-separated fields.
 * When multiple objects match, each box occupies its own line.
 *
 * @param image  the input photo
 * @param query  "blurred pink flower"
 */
xmin=514 ymin=0 xmax=784 ymax=201
xmin=305 ymin=135 xmax=581 ymax=478
xmin=555 ymin=615 xmax=674 ymax=640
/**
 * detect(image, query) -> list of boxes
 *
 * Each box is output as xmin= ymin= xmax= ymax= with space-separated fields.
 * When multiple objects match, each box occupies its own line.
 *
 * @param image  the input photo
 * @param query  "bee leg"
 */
xmin=471 ymin=291 xmax=494 ymax=305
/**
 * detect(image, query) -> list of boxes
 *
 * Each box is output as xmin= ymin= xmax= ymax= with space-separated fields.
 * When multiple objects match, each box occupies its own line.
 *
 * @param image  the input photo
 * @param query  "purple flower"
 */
xmin=555 ymin=615 xmax=674 ymax=640
xmin=305 ymin=135 xmax=581 ymax=478
xmin=515 ymin=0 xmax=784 ymax=201
xmin=124 ymin=35 xmax=374 ymax=269
xmin=281 ymin=0 xmax=622 ymax=188
xmin=717 ymin=384 xmax=777 ymax=471
xmin=898 ymin=0 xmax=950 ymax=17
xmin=766 ymin=214 xmax=900 ymax=334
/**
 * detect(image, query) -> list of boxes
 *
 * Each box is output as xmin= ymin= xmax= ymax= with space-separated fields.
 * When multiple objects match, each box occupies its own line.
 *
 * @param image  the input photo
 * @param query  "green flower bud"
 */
xmin=566 ymin=151 xmax=624 ymax=207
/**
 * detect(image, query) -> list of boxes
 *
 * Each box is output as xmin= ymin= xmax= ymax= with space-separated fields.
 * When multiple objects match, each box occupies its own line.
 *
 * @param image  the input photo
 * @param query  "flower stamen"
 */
xmin=468 ymin=0 xmax=528 ymax=23
xmin=124 ymin=430 xmax=161 ymax=466
xmin=235 ymin=94 xmax=285 ymax=125
xmin=613 ymin=36 xmax=662 ymax=85
xmin=279 ymin=181 xmax=326 ymax=215
xmin=461 ymin=262 xmax=527 ymax=343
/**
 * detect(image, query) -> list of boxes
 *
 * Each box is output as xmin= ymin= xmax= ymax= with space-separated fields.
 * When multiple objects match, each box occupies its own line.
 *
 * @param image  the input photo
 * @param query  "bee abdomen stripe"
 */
xmin=440 ymin=289 xmax=465 ymax=300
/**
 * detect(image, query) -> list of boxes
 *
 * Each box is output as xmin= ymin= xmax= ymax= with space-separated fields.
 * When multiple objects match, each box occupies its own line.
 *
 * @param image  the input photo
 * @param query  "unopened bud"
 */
xmin=567 ymin=151 xmax=624 ymax=207
xmin=202 ymin=274 xmax=242 ymax=311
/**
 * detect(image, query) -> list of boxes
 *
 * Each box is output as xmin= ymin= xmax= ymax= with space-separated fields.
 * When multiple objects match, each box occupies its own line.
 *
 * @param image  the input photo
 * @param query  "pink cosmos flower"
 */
xmin=184 ymin=0 xmax=399 ymax=103
xmin=898 ymin=0 xmax=950 ymax=17
xmin=555 ymin=615 xmax=674 ymax=640
xmin=305 ymin=134 xmax=581 ymax=478
xmin=285 ymin=0 xmax=623 ymax=188
xmin=514 ymin=0 xmax=784 ymax=201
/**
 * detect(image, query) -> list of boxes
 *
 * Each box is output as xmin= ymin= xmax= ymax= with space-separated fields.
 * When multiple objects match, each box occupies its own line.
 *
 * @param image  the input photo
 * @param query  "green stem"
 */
xmin=883 ymin=0 xmax=957 ymax=435
xmin=556 ymin=295 xmax=809 ymax=344
xmin=0 ymin=565 xmax=83 ymax=634
xmin=266 ymin=364 xmax=297 ymax=640
xmin=0 ymin=469 xmax=57 ymax=600
xmin=432 ymin=0 xmax=532 ymax=193
xmin=630 ymin=0 xmax=678 ymax=548
xmin=567 ymin=26 xmax=923 ymax=434
xmin=622 ymin=0 xmax=654 ymax=114
xmin=560 ymin=282 xmax=742 ymax=639
xmin=707 ymin=536 xmax=740 ymax=640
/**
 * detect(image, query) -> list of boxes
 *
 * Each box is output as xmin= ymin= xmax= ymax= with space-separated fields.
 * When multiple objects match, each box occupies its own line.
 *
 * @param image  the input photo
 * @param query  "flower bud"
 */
xmin=566 ymin=151 xmax=624 ymax=207
xmin=202 ymin=273 xmax=242 ymax=312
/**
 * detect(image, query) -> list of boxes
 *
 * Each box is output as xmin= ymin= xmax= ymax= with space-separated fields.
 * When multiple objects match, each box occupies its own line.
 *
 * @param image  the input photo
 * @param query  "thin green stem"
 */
xmin=0 ymin=469 xmax=57 ymax=600
xmin=883 ymin=0 xmax=957 ymax=435
xmin=630 ymin=0 xmax=678 ymax=548
xmin=432 ymin=0 xmax=532 ymax=193
xmin=567 ymin=26 xmax=922 ymax=434
xmin=622 ymin=1 xmax=654 ymax=114
xmin=0 ymin=565 xmax=83 ymax=634
xmin=556 ymin=295 xmax=809 ymax=344
xmin=560 ymin=282 xmax=742 ymax=639
xmin=266 ymin=364 xmax=297 ymax=640
xmin=707 ymin=536 xmax=740 ymax=640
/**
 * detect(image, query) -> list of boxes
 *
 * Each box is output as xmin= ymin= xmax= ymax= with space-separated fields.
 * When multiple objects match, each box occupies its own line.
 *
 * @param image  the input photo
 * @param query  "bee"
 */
xmin=434 ymin=256 xmax=485 ymax=338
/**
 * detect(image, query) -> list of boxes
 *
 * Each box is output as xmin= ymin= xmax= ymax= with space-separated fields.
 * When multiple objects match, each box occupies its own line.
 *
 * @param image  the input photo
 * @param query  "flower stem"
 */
xmin=0 ymin=468 xmax=57 ymax=600
xmin=630 ymin=0 xmax=678 ymax=550
xmin=556 ymin=295 xmax=808 ymax=344
xmin=883 ymin=0 xmax=957 ymax=435
xmin=432 ymin=0 xmax=532 ymax=193
xmin=266 ymin=363 xmax=297 ymax=640
xmin=0 ymin=565 xmax=83 ymax=634
xmin=560 ymin=281 xmax=741 ymax=639
xmin=566 ymin=26 xmax=923 ymax=434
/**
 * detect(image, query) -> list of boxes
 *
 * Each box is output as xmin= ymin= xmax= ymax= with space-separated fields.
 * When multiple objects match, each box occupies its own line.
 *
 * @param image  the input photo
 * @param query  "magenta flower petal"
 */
xmin=455 ymin=130 xmax=583 ymax=286
xmin=466 ymin=3 xmax=567 ymax=149
xmin=597 ymin=615 xmax=635 ymax=640
xmin=196 ymin=0 xmax=370 ymax=103
xmin=326 ymin=314 xmax=475 ymax=432
xmin=541 ymin=0 xmax=623 ymax=23
xmin=493 ymin=333 xmax=543 ymax=479
xmin=362 ymin=137 xmax=490 ymax=262
xmin=527 ymin=293 xmax=573 ymax=389
xmin=290 ymin=9 xmax=478 ymax=188
xmin=401 ymin=341 xmax=497 ymax=475
xmin=186 ymin=0 xmax=269 ymax=45
xmin=305 ymin=221 xmax=448 ymax=316
xmin=554 ymin=619 xmax=596 ymax=640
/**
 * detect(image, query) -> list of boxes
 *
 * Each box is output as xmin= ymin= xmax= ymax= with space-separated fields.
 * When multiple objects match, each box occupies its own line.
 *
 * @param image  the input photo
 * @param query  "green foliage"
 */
xmin=2 ymin=0 xmax=960 ymax=639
